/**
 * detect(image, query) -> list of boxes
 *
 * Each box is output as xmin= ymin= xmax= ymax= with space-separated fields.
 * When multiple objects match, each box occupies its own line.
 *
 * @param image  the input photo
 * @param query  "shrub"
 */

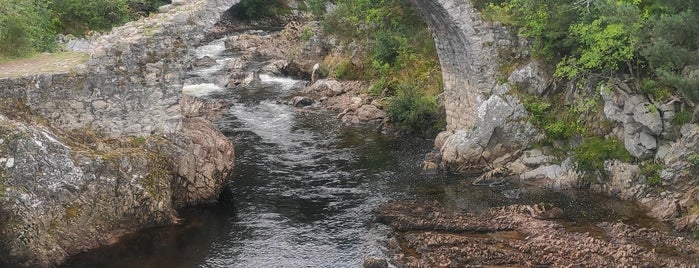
xmin=0 ymin=0 xmax=56 ymax=58
xmin=51 ymin=0 xmax=131 ymax=35
xmin=323 ymin=0 xmax=444 ymax=132
xmin=573 ymin=137 xmax=632 ymax=175
xmin=305 ymin=0 xmax=328 ymax=18
xmin=641 ymin=162 xmax=663 ymax=187
xmin=672 ymin=109 xmax=692 ymax=126
xmin=232 ymin=0 xmax=289 ymax=19
xmin=689 ymin=153 xmax=699 ymax=168
xmin=301 ymin=27 xmax=313 ymax=42
xmin=370 ymin=31 xmax=402 ymax=67
xmin=127 ymin=0 xmax=171 ymax=17
xmin=386 ymin=86 xmax=439 ymax=131
xmin=368 ymin=78 xmax=396 ymax=97
xmin=641 ymin=79 xmax=673 ymax=102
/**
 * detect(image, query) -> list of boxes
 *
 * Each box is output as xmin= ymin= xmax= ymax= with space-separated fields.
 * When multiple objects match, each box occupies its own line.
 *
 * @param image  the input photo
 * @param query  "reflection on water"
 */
xmin=60 ymin=32 xmax=656 ymax=268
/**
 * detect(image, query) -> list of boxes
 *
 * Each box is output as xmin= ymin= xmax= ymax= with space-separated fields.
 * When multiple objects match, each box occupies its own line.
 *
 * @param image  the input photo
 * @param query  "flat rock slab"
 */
xmin=376 ymin=200 xmax=699 ymax=267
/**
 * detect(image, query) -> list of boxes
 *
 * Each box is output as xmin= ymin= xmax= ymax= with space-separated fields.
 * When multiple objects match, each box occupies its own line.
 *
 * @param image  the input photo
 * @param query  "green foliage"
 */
xmin=640 ymin=3 xmax=699 ymax=102
xmin=555 ymin=0 xmax=642 ymax=79
xmin=484 ymin=0 xmax=699 ymax=103
xmin=368 ymin=78 xmax=394 ymax=97
xmin=484 ymin=0 xmax=577 ymax=58
xmin=301 ymin=27 xmax=313 ymax=42
xmin=641 ymin=162 xmax=663 ymax=187
xmin=641 ymin=79 xmax=672 ymax=101
xmin=386 ymin=85 xmax=440 ymax=131
xmin=305 ymin=0 xmax=328 ymax=18
xmin=323 ymin=0 xmax=443 ymax=132
xmin=689 ymin=153 xmax=699 ymax=168
xmin=331 ymin=58 xmax=361 ymax=80
xmin=521 ymin=96 xmax=586 ymax=141
xmin=0 ymin=0 xmax=168 ymax=58
xmin=0 ymin=0 xmax=56 ymax=58
xmin=51 ymin=0 xmax=131 ymax=35
xmin=672 ymin=109 xmax=692 ymax=126
xmin=694 ymin=229 xmax=699 ymax=239
xmin=233 ymin=0 xmax=289 ymax=19
xmin=486 ymin=0 xmax=699 ymax=102
xmin=573 ymin=137 xmax=633 ymax=175
xmin=522 ymin=98 xmax=551 ymax=122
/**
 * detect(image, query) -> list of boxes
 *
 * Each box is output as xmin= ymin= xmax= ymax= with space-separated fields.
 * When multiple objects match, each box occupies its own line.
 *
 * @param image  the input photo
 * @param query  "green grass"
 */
xmin=641 ymin=162 xmax=663 ymax=187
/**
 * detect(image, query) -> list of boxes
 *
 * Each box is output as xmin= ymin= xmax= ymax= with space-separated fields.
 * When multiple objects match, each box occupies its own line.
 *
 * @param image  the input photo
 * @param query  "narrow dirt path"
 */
xmin=0 ymin=52 xmax=88 ymax=78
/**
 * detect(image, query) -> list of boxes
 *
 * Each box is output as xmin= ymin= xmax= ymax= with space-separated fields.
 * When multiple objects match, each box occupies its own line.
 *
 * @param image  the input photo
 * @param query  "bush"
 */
xmin=51 ymin=0 xmax=132 ymax=35
xmin=0 ymin=0 xmax=56 ymax=58
xmin=322 ymin=0 xmax=444 ymax=132
xmin=386 ymin=86 xmax=439 ymax=131
xmin=672 ymin=109 xmax=692 ymax=126
xmin=305 ymin=0 xmax=328 ymax=18
xmin=641 ymin=79 xmax=673 ymax=102
xmin=127 ymin=0 xmax=171 ymax=17
xmin=573 ymin=137 xmax=632 ymax=175
xmin=689 ymin=154 xmax=699 ymax=168
xmin=232 ymin=0 xmax=289 ymax=19
xmin=641 ymin=162 xmax=663 ymax=187
xmin=0 ymin=0 xmax=169 ymax=58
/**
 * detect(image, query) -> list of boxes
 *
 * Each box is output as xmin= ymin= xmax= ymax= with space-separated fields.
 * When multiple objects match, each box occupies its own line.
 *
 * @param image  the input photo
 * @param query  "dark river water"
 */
xmin=60 ymin=32 xmax=654 ymax=268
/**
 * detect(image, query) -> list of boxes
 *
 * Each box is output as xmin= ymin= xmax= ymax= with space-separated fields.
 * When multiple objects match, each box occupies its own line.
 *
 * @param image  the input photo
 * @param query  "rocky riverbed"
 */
xmin=376 ymin=200 xmax=699 ymax=267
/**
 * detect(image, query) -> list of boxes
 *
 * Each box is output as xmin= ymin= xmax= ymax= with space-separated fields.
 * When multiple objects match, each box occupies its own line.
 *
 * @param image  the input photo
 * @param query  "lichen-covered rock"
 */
xmin=440 ymin=93 xmax=540 ymax=169
xmin=655 ymin=124 xmax=699 ymax=231
xmin=508 ymin=60 xmax=551 ymax=95
xmin=0 ymin=117 xmax=177 ymax=267
xmin=597 ymin=160 xmax=648 ymax=200
xmin=0 ymin=0 xmax=240 ymax=266
xmin=518 ymin=157 xmax=579 ymax=188
xmin=602 ymin=86 xmax=665 ymax=159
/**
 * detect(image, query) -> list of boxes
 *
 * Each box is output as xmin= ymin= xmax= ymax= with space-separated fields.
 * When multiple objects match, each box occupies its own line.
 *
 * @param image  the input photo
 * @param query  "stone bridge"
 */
xmin=0 ymin=0 xmax=520 ymax=266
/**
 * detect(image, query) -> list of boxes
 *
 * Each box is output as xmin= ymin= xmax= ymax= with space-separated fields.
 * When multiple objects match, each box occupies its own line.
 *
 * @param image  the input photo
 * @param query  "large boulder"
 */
xmin=602 ymin=86 xmax=671 ymax=159
xmin=508 ymin=60 xmax=552 ymax=95
xmin=440 ymin=87 xmax=540 ymax=169
xmin=0 ymin=0 xmax=240 ymax=266
xmin=0 ymin=117 xmax=177 ymax=267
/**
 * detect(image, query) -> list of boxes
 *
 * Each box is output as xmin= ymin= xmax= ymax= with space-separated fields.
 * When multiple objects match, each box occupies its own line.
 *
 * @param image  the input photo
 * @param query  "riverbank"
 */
xmin=376 ymin=200 xmax=699 ymax=267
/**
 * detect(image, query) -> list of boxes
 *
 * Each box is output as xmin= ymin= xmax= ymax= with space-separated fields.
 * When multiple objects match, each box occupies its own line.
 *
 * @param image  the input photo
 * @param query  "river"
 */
xmin=61 ymin=31 xmax=653 ymax=268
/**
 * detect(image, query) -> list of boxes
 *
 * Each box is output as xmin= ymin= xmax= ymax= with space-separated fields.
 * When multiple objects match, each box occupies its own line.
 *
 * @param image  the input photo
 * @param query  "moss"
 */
xmin=0 ymin=172 xmax=5 ymax=199
xmin=130 ymin=136 xmax=147 ymax=147
xmin=139 ymin=150 xmax=171 ymax=202
xmin=62 ymin=203 xmax=82 ymax=220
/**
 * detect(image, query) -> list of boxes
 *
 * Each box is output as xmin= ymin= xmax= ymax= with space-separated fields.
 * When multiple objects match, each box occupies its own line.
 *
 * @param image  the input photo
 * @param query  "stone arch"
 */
xmin=409 ymin=0 xmax=516 ymax=131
